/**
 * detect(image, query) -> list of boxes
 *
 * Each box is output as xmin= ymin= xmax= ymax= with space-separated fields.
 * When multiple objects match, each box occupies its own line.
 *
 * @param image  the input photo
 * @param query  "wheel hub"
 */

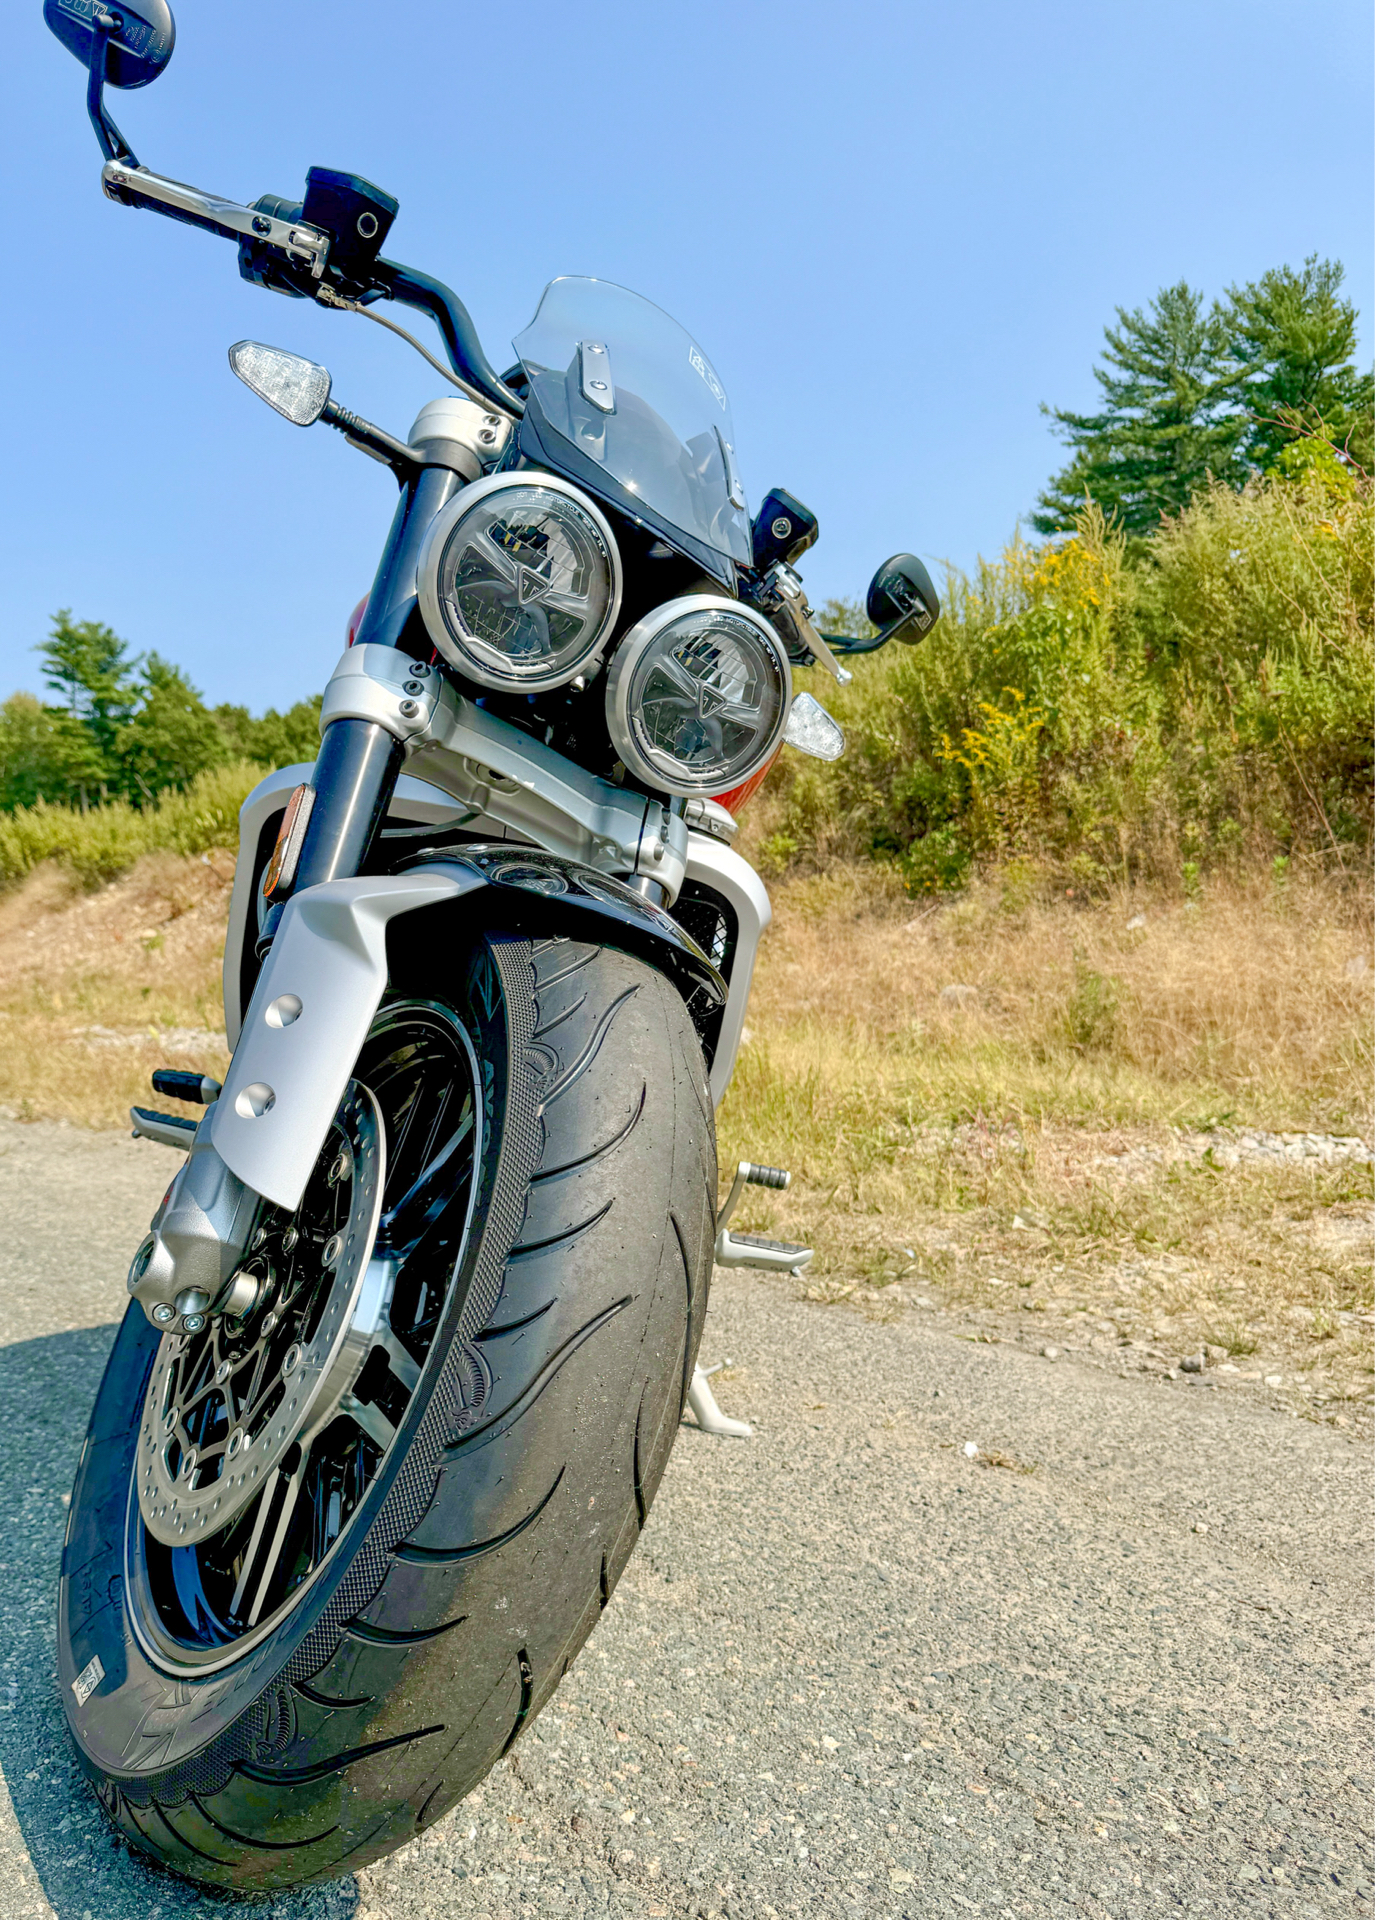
xmin=136 ymin=1082 xmax=385 ymax=1546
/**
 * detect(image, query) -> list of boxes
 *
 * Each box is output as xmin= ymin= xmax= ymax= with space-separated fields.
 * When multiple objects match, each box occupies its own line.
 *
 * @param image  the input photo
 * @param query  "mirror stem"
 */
xmin=86 ymin=11 xmax=139 ymax=166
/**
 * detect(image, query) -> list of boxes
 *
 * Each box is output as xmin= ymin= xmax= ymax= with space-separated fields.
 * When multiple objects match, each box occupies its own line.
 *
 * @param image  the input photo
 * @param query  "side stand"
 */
xmin=684 ymin=1364 xmax=752 ymax=1439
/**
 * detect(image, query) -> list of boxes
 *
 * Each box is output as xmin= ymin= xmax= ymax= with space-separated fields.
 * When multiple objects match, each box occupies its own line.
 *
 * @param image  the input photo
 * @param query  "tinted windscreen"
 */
xmin=514 ymin=277 xmax=752 ymax=569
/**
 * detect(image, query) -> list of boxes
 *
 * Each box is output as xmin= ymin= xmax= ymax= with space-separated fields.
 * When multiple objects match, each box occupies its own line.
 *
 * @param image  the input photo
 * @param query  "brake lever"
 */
xmin=101 ymin=161 xmax=330 ymax=279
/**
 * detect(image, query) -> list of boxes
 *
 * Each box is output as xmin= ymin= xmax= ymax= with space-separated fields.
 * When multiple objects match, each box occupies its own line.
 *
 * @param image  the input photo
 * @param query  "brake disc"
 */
xmin=136 ymin=1082 xmax=385 ymax=1546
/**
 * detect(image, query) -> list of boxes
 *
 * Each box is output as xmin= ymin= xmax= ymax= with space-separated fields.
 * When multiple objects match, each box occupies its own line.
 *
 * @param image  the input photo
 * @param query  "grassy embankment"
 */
xmin=0 ymin=465 xmax=1369 ymax=1400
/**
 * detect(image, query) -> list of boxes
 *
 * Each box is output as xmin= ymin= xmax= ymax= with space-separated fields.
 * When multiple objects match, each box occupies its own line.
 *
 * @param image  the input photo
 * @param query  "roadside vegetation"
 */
xmin=764 ymin=459 xmax=1370 ymax=896
xmin=713 ymin=861 xmax=1371 ymax=1413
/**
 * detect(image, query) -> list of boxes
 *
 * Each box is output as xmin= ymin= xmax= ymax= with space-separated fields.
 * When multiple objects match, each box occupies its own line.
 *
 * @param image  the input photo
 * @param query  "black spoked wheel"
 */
xmin=128 ymin=1002 xmax=481 ymax=1669
xmin=59 ymin=933 xmax=715 ymax=1891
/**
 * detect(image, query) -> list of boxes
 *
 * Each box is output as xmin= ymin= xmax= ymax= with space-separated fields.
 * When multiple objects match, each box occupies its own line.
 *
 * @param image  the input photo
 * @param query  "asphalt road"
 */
xmin=0 ymin=1116 xmax=1369 ymax=1920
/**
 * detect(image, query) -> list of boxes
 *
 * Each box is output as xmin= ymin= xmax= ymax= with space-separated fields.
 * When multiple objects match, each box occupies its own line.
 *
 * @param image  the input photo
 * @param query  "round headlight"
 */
xmin=605 ymin=596 xmax=793 ymax=797
xmin=417 ymin=473 xmax=621 ymax=691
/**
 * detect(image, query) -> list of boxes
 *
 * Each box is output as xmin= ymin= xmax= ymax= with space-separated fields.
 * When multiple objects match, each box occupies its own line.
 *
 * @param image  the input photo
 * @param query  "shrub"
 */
xmin=754 ymin=469 xmax=1371 ymax=890
xmin=0 ymin=761 xmax=263 ymax=891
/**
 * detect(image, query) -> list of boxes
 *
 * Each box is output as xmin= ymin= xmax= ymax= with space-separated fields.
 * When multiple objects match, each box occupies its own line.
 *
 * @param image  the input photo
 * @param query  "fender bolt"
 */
xmin=399 ymin=699 xmax=420 ymax=719
xmin=403 ymin=679 xmax=424 ymax=695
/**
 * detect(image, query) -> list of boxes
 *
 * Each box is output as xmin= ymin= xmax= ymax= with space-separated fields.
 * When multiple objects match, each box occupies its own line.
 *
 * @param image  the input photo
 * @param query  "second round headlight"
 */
xmin=605 ymin=596 xmax=793 ymax=797
xmin=417 ymin=472 xmax=621 ymax=691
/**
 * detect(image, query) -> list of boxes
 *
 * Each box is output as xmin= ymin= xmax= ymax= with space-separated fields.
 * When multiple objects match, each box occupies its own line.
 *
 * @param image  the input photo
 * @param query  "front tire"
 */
xmin=58 ymin=931 xmax=715 ymax=1888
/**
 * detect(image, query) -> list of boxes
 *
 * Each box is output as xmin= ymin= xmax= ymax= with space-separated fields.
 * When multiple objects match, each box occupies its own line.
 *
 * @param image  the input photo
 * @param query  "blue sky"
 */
xmin=1 ymin=0 xmax=1370 ymax=710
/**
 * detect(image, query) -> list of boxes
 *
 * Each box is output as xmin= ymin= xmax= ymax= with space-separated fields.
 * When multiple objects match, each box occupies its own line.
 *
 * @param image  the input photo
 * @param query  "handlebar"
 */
xmin=99 ymin=160 xmax=524 ymax=419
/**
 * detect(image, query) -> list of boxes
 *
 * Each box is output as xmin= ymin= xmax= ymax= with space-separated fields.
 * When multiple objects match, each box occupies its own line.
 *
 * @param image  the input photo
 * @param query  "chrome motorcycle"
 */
xmin=45 ymin=0 xmax=939 ymax=1889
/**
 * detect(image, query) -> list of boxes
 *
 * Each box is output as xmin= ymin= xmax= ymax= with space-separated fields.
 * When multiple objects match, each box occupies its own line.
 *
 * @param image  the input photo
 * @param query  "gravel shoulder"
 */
xmin=0 ymin=1117 xmax=1369 ymax=1920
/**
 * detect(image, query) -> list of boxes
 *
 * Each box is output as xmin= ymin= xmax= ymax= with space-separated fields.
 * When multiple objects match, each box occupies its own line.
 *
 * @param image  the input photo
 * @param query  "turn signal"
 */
xmin=262 ymin=784 xmax=315 ymax=902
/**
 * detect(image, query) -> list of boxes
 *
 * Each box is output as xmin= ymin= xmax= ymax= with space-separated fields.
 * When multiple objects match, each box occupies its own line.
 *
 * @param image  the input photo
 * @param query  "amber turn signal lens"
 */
xmin=262 ymin=783 xmax=315 ymax=903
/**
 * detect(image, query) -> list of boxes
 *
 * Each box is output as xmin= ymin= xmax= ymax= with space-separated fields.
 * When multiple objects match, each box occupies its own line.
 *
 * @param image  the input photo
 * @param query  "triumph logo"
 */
xmin=695 ymin=679 xmax=727 ymax=720
xmin=514 ymin=564 xmax=553 ymax=607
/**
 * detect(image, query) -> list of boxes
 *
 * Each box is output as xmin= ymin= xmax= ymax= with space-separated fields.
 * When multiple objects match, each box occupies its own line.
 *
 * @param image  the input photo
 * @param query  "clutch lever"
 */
xmin=100 ymin=161 xmax=331 ymax=280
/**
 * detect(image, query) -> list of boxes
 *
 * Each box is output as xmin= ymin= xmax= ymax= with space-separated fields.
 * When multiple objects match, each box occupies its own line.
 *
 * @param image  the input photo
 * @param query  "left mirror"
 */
xmin=44 ymin=0 xmax=176 ymax=87
xmin=229 ymin=342 xmax=333 ymax=427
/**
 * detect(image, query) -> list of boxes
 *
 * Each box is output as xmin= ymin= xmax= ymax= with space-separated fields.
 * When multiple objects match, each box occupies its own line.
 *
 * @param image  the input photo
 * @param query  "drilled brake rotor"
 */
xmin=136 ymin=1082 xmax=385 ymax=1547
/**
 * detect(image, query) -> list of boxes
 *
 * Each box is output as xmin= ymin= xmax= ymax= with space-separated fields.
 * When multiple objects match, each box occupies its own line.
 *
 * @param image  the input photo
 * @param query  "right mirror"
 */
xmin=44 ymin=0 xmax=176 ymax=87
xmin=866 ymin=553 xmax=941 ymax=645
xmin=229 ymin=341 xmax=333 ymax=427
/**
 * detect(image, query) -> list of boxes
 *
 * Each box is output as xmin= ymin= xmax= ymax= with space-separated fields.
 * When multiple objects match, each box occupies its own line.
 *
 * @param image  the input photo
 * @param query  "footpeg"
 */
xmin=684 ymin=1361 xmax=752 ymax=1438
xmin=130 ymin=1106 xmax=198 ymax=1150
xmin=151 ymin=1068 xmax=222 ymax=1105
xmin=133 ymin=1069 xmax=222 ymax=1149
xmin=714 ymin=1160 xmax=814 ymax=1274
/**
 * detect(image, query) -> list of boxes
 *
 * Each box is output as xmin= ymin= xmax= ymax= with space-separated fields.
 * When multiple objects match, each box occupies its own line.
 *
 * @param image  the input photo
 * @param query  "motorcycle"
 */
xmin=43 ymin=0 xmax=940 ymax=1890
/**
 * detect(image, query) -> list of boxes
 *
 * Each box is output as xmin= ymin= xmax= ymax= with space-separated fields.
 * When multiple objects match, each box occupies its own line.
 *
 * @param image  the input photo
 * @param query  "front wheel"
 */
xmin=58 ymin=931 xmax=715 ymax=1889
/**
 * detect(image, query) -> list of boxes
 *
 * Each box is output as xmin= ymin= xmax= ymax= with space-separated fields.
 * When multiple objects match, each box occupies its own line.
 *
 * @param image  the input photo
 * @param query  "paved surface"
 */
xmin=0 ymin=1116 xmax=1369 ymax=1919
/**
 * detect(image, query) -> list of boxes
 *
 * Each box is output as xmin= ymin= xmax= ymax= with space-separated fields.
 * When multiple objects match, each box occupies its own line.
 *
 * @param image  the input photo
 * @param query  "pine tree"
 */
xmin=1225 ymin=256 xmax=1374 ymax=472
xmin=116 ymin=654 xmax=227 ymax=800
xmin=0 ymin=694 xmax=106 ymax=810
xmin=213 ymin=695 xmax=323 ymax=767
xmin=36 ymin=611 xmax=137 ymax=804
xmin=1033 ymin=284 xmax=1245 ymax=537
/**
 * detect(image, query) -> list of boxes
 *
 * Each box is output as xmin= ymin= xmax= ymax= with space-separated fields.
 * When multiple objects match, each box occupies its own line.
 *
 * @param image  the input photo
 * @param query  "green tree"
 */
xmin=1033 ymin=283 xmax=1245 ymax=537
xmin=0 ymin=694 xmax=93 ymax=810
xmin=1224 ymin=255 xmax=1374 ymax=472
xmin=38 ymin=611 xmax=138 ymax=774
xmin=213 ymin=695 xmax=323 ymax=767
xmin=116 ymin=654 xmax=227 ymax=800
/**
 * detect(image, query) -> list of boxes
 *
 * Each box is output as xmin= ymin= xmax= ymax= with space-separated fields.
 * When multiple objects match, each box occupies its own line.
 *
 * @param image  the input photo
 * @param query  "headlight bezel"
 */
xmin=605 ymin=593 xmax=794 ymax=798
xmin=416 ymin=470 xmax=623 ymax=693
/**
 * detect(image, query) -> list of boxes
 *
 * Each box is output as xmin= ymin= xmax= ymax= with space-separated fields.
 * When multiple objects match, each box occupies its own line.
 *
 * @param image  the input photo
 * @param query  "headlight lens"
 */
xmin=417 ymin=474 xmax=621 ymax=690
xmin=605 ymin=596 xmax=792 ymax=797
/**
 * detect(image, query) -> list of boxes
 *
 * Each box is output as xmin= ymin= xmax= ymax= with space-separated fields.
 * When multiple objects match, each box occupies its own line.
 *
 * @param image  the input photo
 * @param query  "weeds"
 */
xmin=716 ymin=861 xmax=1373 ymax=1378
xmin=753 ymin=468 xmax=1372 ymax=890
xmin=0 ymin=761 xmax=262 ymax=892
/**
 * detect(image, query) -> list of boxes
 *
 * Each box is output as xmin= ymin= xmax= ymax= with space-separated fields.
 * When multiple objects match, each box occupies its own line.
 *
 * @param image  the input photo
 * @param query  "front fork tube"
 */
xmin=257 ymin=717 xmax=404 ymax=953
xmin=265 ymin=463 xmax=463 ymax=932
xmin=294 ymin=716 xmax=406 ymax=893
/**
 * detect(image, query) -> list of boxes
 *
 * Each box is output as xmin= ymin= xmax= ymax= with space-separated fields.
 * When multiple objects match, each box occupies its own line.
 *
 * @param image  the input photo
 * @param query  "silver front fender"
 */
xmin=211 ymin=869 xmax=479 ymax=1209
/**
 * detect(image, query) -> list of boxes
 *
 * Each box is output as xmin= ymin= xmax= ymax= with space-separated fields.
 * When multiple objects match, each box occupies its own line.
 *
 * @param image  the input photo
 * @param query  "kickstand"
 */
xmin=684 ymin=1364 xmax=752 ymax=1438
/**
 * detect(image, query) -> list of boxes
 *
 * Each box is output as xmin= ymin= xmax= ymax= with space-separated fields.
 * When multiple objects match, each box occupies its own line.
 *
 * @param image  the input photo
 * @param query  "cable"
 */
xmin=314 ymin=285 xmax=519 ymax=419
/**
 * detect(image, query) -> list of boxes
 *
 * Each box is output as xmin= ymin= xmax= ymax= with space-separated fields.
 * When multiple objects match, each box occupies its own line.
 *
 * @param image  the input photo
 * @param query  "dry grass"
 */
xmin=716 ymin=862 xmax=1373 ymax=1410
xmin=0 ymin=849 xmax=1369 ymax=1409
xmin=0 ymin=852 xmax=232 ymax=1126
